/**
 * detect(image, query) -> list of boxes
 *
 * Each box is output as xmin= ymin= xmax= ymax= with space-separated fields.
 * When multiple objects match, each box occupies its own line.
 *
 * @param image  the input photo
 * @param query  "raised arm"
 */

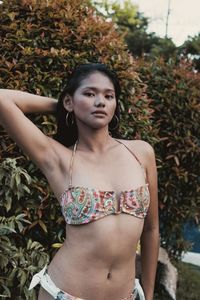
xmin=0 ymin=89 xmax=58 ymax=172
xmin=140 ymin=142 xmax=159 ymax=300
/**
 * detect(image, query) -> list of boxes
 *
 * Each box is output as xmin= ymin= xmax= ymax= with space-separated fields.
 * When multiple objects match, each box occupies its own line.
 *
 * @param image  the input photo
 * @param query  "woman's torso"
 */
xmin=42 ymin=139 xmax=149 ymax=299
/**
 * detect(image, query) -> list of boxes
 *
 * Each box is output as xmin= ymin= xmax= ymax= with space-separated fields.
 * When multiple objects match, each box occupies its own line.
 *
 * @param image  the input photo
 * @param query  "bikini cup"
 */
xmin=59 ymin=140 xmax=150 ymax=225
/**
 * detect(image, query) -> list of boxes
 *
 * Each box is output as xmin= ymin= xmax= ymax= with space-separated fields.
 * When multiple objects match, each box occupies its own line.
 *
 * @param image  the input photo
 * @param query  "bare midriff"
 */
xmin=47 ymin=214 xmax=144 ymax=300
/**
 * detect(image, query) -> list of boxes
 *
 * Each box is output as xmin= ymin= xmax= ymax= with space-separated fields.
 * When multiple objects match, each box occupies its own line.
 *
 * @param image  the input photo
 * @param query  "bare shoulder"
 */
xmin=118 ymin=139 xmax=155 ymax=167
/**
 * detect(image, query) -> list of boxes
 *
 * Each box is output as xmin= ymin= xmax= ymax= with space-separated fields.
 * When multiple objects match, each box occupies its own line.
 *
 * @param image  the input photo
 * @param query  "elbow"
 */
xmin=0 ymin=89 xmax=7 ymax=98
xmin=0 ymin=93 xmax=15 ymax=114
xmin=0 ymin=93 xmax=7 ymax=114
xmin=0 ymin=90 xmax=5 ymax=102
xmin=0 ymin=90 xmax=13 ymax=105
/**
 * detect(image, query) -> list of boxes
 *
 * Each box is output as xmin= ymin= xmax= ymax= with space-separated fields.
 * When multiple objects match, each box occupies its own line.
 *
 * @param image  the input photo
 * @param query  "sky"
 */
xmin=130 ymin=0 xmax=200 ymax=46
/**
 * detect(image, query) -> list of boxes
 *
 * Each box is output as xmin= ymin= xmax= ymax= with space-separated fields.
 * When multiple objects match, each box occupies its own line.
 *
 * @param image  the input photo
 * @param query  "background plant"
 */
xmin=136 ymin=57 xmax=200 ymax=258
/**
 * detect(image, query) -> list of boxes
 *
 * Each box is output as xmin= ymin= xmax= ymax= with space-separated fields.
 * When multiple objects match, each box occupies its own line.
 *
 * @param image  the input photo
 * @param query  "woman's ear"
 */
xmin=63 ymin=94 xmax=73 ymax=112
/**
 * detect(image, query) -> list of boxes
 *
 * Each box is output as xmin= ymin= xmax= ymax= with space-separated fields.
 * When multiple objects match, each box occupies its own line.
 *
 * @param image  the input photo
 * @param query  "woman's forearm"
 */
xmin=140 ymin=228 xmax=159 ymax=300
xmin=0 ymin=89 xmax=57 ymax=114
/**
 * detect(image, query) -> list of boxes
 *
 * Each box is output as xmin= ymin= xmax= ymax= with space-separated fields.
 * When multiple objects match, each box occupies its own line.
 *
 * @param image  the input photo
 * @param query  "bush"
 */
xmin=0 ymin=0 xmax=152 ymax=298
xmin=137 ymin=58 xmax=200 ymax=258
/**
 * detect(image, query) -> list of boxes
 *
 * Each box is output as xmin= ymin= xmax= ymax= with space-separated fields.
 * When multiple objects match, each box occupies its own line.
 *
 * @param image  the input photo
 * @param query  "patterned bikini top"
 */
xmin=59 ymin=140 xmax=150 ymax=225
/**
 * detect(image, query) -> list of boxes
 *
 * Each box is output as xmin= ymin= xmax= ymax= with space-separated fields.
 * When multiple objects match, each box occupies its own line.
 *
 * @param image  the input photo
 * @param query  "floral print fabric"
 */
xmin=60 ymin=184 xmax=150 ymax=225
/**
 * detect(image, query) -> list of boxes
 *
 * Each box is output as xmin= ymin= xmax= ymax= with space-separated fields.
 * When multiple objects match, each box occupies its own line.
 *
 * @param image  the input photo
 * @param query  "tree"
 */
xmin=179 ymin=33 xmax=200 ymax=71
xmin=93 ymin=0 xmax=151 ymax=56
xmin=93 ymin=0 xmax=177 ymax=58
xmin=150 ymin=37 xmax=177 ymax=60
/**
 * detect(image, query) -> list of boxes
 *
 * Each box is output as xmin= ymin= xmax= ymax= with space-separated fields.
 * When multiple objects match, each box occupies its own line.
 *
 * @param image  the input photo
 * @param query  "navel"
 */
xmin=107 ymin=271 xmax=112 ymax=279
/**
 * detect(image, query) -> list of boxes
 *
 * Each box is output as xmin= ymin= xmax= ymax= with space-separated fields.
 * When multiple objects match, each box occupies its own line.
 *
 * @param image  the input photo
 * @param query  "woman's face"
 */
xmin=68 ymin=72 xmax=117 ymax=130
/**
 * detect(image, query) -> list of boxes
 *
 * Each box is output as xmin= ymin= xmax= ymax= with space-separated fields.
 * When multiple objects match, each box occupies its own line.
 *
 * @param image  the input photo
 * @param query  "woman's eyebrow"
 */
xmin=82 ymin=86 xmax=115 ymax=93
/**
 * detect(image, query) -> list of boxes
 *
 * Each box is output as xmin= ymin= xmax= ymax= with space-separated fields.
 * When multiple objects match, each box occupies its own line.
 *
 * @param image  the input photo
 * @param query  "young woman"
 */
xmin=0 ymin=64 xmax=159 ymax=300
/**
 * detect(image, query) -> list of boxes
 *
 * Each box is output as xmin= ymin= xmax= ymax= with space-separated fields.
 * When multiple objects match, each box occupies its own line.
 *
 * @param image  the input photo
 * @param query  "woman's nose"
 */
xmin=94 ymin=95 xmax=105 ymax=107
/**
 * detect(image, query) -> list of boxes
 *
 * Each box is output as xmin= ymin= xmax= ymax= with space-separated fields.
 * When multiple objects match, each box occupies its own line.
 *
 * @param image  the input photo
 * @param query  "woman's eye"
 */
xmin=85 ymin=92 xmax=95 ymax=97
xmin=106 ymin=95 xmax=114 ymax=100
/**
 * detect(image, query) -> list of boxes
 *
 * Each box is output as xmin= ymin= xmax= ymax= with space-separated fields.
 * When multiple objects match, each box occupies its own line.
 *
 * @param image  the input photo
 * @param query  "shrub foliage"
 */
xmin=137 ymin=58 xmax=200 ymax=258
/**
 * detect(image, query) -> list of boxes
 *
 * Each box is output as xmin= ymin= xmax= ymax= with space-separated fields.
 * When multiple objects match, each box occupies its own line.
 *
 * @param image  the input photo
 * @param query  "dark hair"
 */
xmin=54 ymin=63 xmax=121 ymax=147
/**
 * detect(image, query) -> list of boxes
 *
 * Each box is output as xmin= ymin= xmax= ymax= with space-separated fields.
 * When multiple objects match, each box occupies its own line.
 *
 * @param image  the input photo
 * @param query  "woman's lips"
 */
xmin=92 ymin=110 xmax=107 ymax=116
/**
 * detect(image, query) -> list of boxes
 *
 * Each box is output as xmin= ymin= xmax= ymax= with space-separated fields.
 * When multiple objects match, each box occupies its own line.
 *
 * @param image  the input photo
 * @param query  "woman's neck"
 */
xmin=77 ymin=127 xmax=115 ymax=153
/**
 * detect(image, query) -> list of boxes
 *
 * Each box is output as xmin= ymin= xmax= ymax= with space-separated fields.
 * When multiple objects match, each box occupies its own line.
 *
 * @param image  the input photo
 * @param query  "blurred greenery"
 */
xmin=179 ymin=33 xmax=200 ymax=71
xmin=93 ymin=0 xmax=199 ymax=67
xmin=154 ymin=262 xmax=200 ymax=300
xmin=93 ymin=0 xmax=177 ymax=59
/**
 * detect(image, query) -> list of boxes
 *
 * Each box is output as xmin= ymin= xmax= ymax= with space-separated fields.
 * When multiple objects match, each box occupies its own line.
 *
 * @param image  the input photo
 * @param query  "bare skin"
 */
xmin=0 ymin=72 xmax=159 ymax=300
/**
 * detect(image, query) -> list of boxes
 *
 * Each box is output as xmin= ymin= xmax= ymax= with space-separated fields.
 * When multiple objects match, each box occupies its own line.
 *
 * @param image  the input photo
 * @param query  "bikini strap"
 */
xmin=115 ymin=139 xmax=148 ymax=183
xmin=68 ymin=141 xmax=78 ymax=188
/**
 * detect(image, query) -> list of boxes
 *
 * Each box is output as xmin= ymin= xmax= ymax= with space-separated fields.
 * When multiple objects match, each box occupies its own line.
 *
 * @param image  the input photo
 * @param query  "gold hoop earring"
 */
xmin=109 ymin=115 xmax=119 ymax=130
xmin=66 ymin=111 xmax=74 ymax=127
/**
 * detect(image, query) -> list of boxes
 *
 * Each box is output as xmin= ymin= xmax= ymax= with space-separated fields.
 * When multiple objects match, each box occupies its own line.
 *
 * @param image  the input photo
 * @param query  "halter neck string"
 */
xmin=68 ymin=140 xmax=78 ymax=188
